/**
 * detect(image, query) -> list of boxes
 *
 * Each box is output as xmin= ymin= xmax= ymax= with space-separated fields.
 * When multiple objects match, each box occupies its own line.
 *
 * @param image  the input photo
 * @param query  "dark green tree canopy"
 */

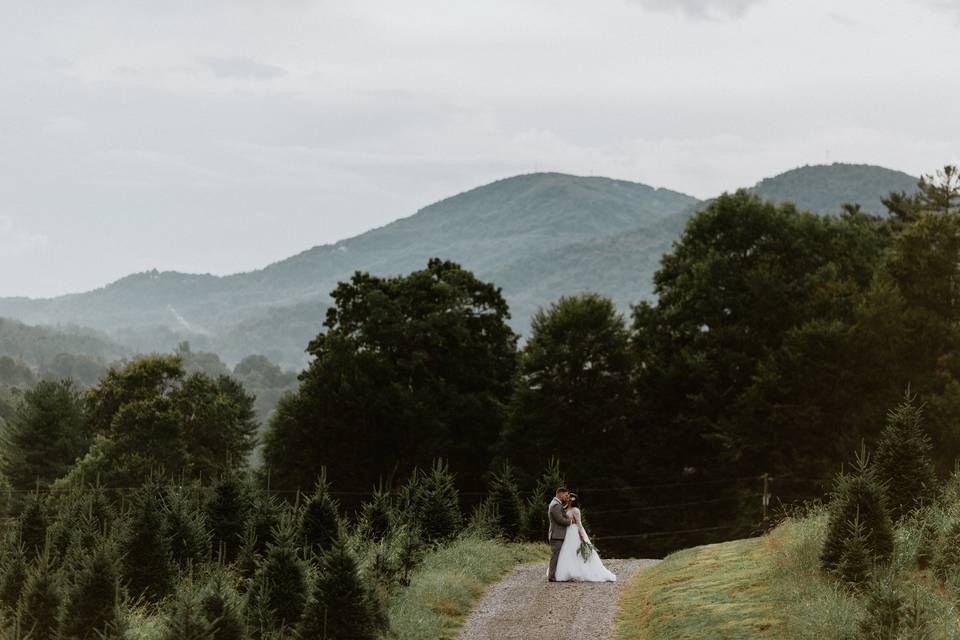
xmin=263 ymin=259 xmax=517 ymax=492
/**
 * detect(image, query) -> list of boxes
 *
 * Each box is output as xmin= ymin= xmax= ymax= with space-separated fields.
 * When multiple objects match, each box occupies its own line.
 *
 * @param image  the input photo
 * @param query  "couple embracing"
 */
xmin=547 ymin=487 xmax=616 ymax=582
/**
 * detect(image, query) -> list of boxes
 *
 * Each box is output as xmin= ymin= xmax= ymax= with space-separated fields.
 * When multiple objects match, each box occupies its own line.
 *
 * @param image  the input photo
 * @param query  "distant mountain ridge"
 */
xmin=0 ymin=164 xmax=919 ymax=367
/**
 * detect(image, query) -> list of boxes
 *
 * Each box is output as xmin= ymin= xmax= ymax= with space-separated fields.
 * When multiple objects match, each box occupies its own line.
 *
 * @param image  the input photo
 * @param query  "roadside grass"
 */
xmin=388 ymin=537 xmax=548 ymax=639
xmin=615 ymin=508 xmax=960 ymax=640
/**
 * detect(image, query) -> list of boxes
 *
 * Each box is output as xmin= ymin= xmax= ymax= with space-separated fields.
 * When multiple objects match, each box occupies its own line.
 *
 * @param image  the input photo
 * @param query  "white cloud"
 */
xmin=198 ymin=56 xmax=286 ymax=80
xmin=41 ymin=115 xmax=88 ymax=137
xmin=0 ymin=217 xmax=49 ymax=258
xmin=632 ymin=0 xmax=766 ymax=19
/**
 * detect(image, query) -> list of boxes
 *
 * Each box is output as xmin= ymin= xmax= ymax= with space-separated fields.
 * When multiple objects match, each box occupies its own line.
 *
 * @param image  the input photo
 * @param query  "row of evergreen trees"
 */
xmin=0 ymin=456 xmax=561 ymax=639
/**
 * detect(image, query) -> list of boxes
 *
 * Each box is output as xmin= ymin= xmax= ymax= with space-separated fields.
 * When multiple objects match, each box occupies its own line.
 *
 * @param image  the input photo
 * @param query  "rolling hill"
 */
xmin=0 ymin=164 xmax=920 ymax=368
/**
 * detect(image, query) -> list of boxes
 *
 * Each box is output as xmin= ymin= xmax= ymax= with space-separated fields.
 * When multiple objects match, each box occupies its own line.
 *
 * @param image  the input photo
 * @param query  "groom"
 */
xmin=547 ymin=487 xmax=572 ymax=582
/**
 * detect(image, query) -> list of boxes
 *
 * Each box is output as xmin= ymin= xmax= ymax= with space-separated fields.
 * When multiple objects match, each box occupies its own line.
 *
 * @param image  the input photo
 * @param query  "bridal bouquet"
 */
xmin=577 ymin=540 xmax=595 ymax=562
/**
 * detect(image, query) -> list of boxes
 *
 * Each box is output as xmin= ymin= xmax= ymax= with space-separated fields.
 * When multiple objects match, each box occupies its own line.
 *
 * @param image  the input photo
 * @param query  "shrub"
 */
xmin=246 ymin=515 xmax=308 ymax=636
xmin=464 ymin=498 xmax=503 ymax=540
xmin=205 ymin=473 xmax=253 ymax=563
xmin=821 ymin=447 xmax=894 ymax=572
xmin=120 ymin=481 xmax=175 ymax=603
xmin=158 ymin=587 xmax=214 ymax=640
xmin=163 ymin=487 xmax=211 ymax=569
xmin=873 ymin=391 xmax=938 ymax=520
xmin=199 ymin=568 xmax=246 ymax=640
xmin=358 ymin=485 xmax=393 ymax=542
xmin=932 ymin=517 xmax=960 ymax=582
xmin=521 ymin=458 xmax=565 ymax=541
xmin=60 ymin=536 xmax=123 ymax=640
xmin=487 ymin=462 xmax=523 ymax=540
xmin=299 ymin=470 xmax=340 ymax=556
xmin=402 ymin=461 xmax=462 ymax=545
xmin=297 ymin=535 xmax=386 ymax=640
xmin=16 ymin=551 xmax=61 ymax=640
xmin=857 ymin=575 xmax=903 ymax=639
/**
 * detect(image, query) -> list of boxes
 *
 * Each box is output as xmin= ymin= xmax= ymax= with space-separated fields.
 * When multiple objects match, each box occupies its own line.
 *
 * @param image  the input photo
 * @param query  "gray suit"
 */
xmin=547 ymin=497 xmax=571 ymax=581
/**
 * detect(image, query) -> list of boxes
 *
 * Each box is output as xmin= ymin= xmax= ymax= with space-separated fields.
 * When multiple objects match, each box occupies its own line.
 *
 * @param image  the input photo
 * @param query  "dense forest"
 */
xmin=0 ymin=166 xmax=956 ymax=638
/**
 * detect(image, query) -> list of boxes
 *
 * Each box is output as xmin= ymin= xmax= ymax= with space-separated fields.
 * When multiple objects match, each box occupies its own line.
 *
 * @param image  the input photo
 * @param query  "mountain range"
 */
xmin=0 ymin=163 xmax=920 ymax=368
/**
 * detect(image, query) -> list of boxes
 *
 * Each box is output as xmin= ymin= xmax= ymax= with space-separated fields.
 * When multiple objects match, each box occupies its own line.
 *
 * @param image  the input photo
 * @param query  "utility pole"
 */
xmin=761 ymin=473 xmax=772 ymax=522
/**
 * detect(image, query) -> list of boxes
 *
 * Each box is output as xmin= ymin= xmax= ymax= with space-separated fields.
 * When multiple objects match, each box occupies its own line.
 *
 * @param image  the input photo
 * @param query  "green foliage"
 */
xmin=464 ymin=498 xmax=503 ymax=540
xmin=399 ymin=461 xmax=463 ymax=545
xmin=358 ymin=485 xmax=393 ymax=543
xmin=0 ymin=545 xmax=26 ymax=613
xmin=158 ymin=586 xmax=215 ymax=640
xmin=521 ymin=458 xmax=565 ymax=541
xmin=120 ymin=481 xmax=175 ymax=603
xmin=162 ymin=487 xmax=211 ymax=569
xmin=931 ymin=516 xmax=960 ymax=582
xmin=205 ymin=473 xmax=253 ymax=563
xmin=246 ymin=515 xmax=308 ymax=636
xmin=0 ymin=318 xmax=127 ymax=372
xmin=821 ymin=449 xmax=894 ymax=572
xmin=17 ymin=551 xmax=61 ymax=640
xmin=873 ymin=391 xmax=937 ymax=520
xmin=16 ymin=493 xmax=47 ymax=558
xmin=857 ymin=576 xmax=904 ymax=640
xmin=298 ymin=471 xmax=340 ymax=556
xmin=1 ymin=379 xmax=88 ymax=489
xmin=502 ymin=294 xmax=632 ymax=484
xmin=262 ymin=259 xmax=517 ymax=495
xmin=199 ymin=568 xmax=246 ymax=640
xmin=836 ymin=512 xmax=873 ymax=589
xmin=60 ymin=537 xmax=123 ymax=640
xmin=297 ymin=535 xmax=386 ymax=640
xmin=486 ymin=463 xmax=523 ymax=540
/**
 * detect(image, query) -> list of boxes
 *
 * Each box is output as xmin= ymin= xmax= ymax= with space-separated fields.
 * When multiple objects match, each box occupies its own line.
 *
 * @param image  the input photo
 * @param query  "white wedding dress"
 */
xmin=554 ymin=507 xmax=616 ymax=582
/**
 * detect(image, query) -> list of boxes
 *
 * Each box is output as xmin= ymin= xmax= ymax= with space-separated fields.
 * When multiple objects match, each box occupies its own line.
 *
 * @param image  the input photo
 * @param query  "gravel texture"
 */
xmin=457 ymin=559 xmax=659 ymax=640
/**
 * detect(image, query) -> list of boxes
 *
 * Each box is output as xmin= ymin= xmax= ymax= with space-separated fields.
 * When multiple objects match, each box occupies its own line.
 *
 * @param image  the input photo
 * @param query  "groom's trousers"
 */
xmin=548 ymin=540 xmax=564 ymax=580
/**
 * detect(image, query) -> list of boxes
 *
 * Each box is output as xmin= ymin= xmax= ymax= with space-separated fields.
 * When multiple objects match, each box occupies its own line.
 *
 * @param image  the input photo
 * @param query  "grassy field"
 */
xmin=388 ymin=537 xmax=548 ymax=639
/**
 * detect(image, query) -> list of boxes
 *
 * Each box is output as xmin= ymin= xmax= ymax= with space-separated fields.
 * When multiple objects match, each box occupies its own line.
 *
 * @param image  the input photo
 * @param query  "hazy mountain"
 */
xmin=0 ymin=317 xmax=129 ymax=369
xmin=750 ymin=163 xmax=918 ymax=215
xmin=0 ymin=173 xmax=697 ymax=367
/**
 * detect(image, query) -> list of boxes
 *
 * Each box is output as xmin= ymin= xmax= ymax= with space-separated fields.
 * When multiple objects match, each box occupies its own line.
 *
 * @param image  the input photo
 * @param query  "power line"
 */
xmin=587 ymin=494 xmax=762 ymax=515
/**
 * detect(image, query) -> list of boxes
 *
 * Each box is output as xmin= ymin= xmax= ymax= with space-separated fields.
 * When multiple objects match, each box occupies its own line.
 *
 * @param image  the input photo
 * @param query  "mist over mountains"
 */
xmin=0 ymin=163 xmax=919 ymax=368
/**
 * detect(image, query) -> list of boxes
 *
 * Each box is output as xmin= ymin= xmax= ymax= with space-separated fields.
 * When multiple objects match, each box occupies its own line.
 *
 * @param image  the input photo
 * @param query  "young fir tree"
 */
xmin=120 ymin=481 xmax=175 ymax=603
xmin=857 ymin=575 xmax=904 ymax=640
xmin=872 ymin=391 xmax=938 ymax=520
xmin=247 ymin=490 xmax=281 ymax=557
xmin=246 ymin=515 xmax=308 ymax=636
xmin=16 ymin=550 xmax=61 ymax=640
xmin=158 ymin=587 xmax=214 ymax=640
xmin=915 ymin=511 xmax=939 ymax=571
xmin=205 ymin=472 xmax=253 ymax=563
xmin=60 ymin=537 xmax=123 ymax=640
xmin=521 ymin=458 xmax=565 ymax=541
xmin=464 ymin=498 xmax=503 ymax=540
xmin=901 ymin=587 xmax=932 ymax=640
xmin=405 ymin=460 xmax=462 ymax=544
xmin=163 ymin=487 xmax=211 ymax=569
xmin=297 ymin=535 xmax=386 ymax=640
xmin=17 ymin=493 xmax=47 ymax=559
xmin=299 ymin=470 xmax=341 ymax=556
xmin=820 ymin=447 xmax=894 ymax=572
xmin=932 ymin=517 xmax=960 ymax=582
xmin=836 ymin=511 xmax=873 ymax=589
xmin=199 ymin=567 xmax=245 ymax=640
xmin=487 ymin=462 xmax=523 ymax=540
xmin=0 ymin=545 xmax=26 ymax=613
xmin=358 ymin=485 xmax=393 ymax=542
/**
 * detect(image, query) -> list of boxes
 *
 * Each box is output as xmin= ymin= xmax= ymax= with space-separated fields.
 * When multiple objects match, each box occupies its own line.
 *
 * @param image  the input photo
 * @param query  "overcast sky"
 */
xmin=2 ymin=0 xmax=959 ymax=298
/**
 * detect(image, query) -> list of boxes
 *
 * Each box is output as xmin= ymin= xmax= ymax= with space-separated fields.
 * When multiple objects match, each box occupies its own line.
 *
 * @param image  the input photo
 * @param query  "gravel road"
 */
xmin=457 ymin=559 xmax=659 ymax=640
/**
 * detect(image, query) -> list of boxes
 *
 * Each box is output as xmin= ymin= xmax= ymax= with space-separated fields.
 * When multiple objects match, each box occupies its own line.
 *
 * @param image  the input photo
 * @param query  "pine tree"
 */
xmin=836 ymin=511 xmax=872 ymax=589
xmin=932 ymin=517 xmax=960 ymax=582
xmin=17 ymin=493 xmax=47 ymax=559
xmin=299 ymin=471 xmax=340 ymax=556
xmin=358 ymin=485 xmax=392 ymax=542
xmin=405 ymin=461 xmax=462 ymax=544
xmin=199 ymin=568 xmax=245 ymax=640
xmin=915 ymin=511 xmax=938 ymax=571
xmin=120 ymin=481 xmax=175 ymax=603
xmin=901 ymin=587 xmax=932 ymax=640
xmin=297 ymin=535 xmax=386 ymax=640
xmin=857 ymin=575 xmax=904 ymax=639
xmin=205 ymin=473 xmax=253 ymax=563
xmin=60 ymin=537 xmax=123 ymax=640
xmin=873 ymin=391 xmax=937 ymax=520
xmin=17 ymin=551 xmax=61 ymax=640
xmin=0 ymin=545 xmax=26 ymax=613
xmin=158 ymin=587 xmax=214 ymax=640
xmin=487 ymin=462 xmax=523 ymax=540
xmin=246 ymin=515 xmax=308 ymax=636
xmin=163 ymin=487 xmax=211 ymax=569
xmin=521 ymin=458 xmax=565 ymax=541
xmin=464 ymin=498 xmax=503 ymax=540
xmin=247 ymin=490 xmax=281 ymax=557
xmin=821 ymin=447 xmax=894 ymax=572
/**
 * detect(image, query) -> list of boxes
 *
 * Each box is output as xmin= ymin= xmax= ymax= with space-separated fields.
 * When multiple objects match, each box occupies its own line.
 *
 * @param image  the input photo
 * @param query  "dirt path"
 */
xmin=457 ymin=559 xmax=659 ymax=640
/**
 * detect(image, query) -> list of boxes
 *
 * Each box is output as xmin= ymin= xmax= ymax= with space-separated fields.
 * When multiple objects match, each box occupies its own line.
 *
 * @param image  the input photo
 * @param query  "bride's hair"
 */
xmin=568 ymin=493 xmax=580 ymax=509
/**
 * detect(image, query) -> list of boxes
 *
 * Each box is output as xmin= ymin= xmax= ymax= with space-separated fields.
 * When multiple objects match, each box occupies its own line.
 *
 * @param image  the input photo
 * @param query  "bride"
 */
xmin=555 ymin=493 xmax=616 ymax=582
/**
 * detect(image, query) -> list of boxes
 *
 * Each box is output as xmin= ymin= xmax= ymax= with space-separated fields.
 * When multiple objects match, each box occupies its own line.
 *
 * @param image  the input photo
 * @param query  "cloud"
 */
xmin=0 ymin=217 xmax=49 ymax=258
xmin=633 ymin=0 xmax=766 ymax=19
xmin=41 ymin=115 xmax=88 ymax=137
xmin=198 ymin=56 xmax=286 ymax=80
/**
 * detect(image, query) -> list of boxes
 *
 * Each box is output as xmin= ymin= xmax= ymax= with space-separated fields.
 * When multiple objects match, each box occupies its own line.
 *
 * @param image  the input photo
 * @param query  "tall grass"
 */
xmin=388 ymin=536 xmax=546 ymax=639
